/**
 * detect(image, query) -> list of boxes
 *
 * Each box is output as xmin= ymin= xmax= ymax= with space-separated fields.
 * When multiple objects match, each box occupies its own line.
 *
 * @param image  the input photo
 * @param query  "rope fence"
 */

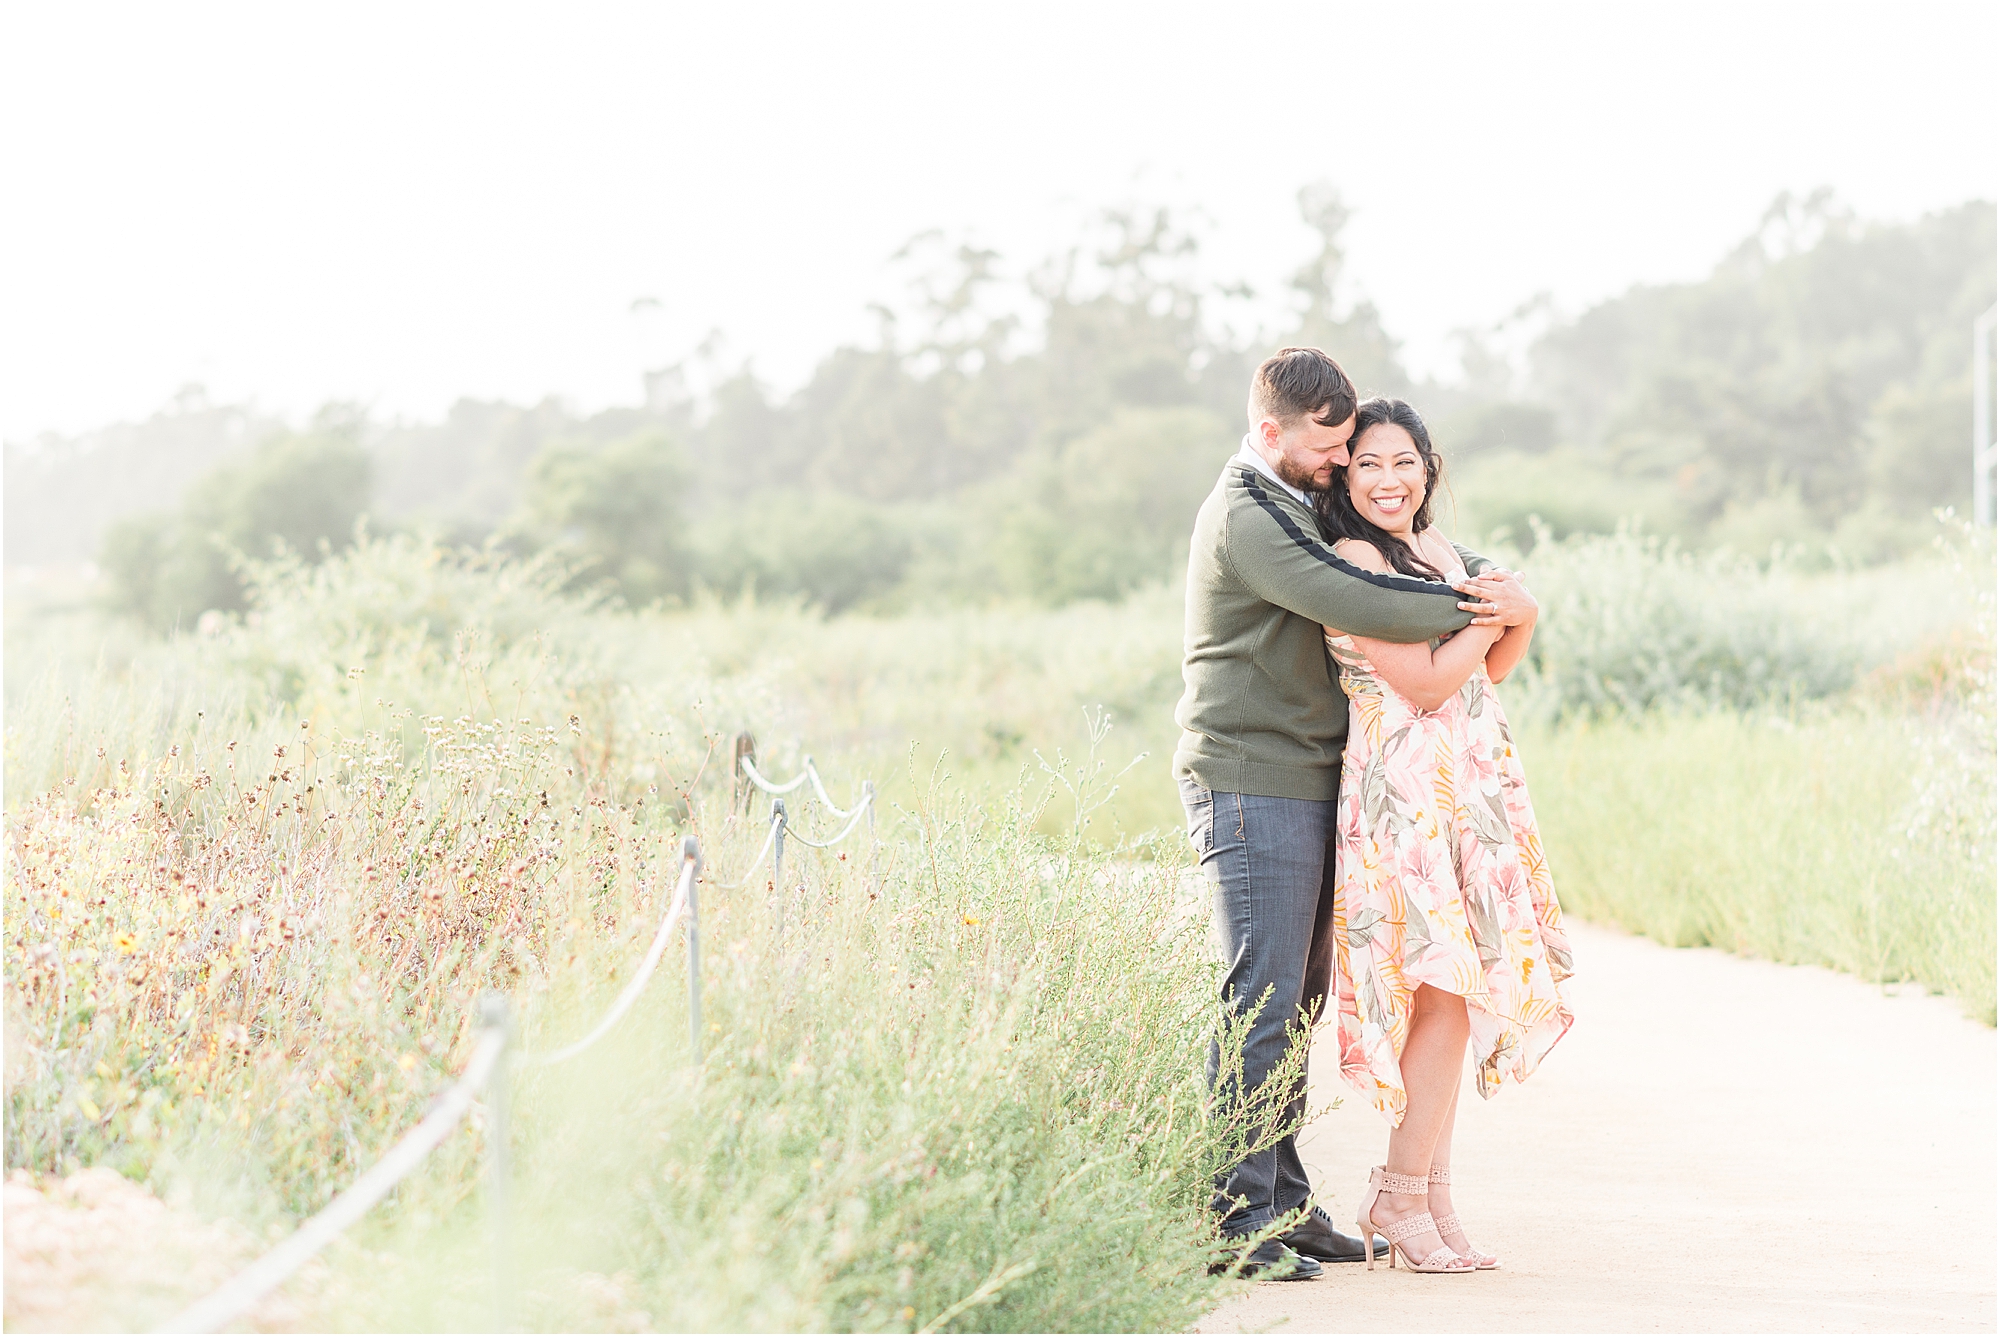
xmin=734 ymin=740 xmax=878 ymax=934
xmin=519 ymin=840 xmax=701 ymax=1068
xmin=155 ymin=1003 xmax=511 ymax=1334
xmin=155 ymin=744 xmax=877 ymax=1334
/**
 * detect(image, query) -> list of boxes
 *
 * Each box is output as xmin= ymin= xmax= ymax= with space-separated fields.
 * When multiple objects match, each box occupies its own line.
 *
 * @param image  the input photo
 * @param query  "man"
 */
xmin=1174 ymin=346 xmax=1531 ymax=1281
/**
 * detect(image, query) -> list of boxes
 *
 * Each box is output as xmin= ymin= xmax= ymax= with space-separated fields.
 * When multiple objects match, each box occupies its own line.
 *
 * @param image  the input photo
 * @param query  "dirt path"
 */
xmin=1197 ymin=921 xmax=1996 ymax=1334
xmin=1 ymin=1168 xmax=326 ymax=1332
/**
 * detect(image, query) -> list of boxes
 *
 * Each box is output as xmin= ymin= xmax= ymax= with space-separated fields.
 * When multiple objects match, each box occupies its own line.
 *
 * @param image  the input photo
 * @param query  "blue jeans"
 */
xmin=1179 ymin=776 xmax=1339 ymax=1236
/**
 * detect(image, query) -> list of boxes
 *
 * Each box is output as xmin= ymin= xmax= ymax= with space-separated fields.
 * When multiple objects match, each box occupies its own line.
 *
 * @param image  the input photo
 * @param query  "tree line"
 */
xmin=6 ymin=188 xmax=1986 ymax=631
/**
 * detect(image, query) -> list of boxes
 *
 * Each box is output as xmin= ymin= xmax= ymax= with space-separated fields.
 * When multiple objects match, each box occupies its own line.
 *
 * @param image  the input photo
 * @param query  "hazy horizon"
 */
xmin=3 ymin=0 xmax=1995 ymax=443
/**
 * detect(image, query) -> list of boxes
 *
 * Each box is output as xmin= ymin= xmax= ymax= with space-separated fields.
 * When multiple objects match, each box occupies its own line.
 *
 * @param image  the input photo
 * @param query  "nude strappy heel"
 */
xmin=1428 ymin=1164 xmax=1499 ymax=1269
xmin=1357 ymin=1166 xmax=1475 ymax=1273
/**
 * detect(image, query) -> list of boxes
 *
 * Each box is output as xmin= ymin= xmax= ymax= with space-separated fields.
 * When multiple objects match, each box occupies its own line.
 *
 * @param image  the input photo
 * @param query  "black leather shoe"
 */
xmin=1209 ymin=1238 xmax=1323 ymax=1281
xmin=1281 ymin=1203 xmax=1390 ymax=1263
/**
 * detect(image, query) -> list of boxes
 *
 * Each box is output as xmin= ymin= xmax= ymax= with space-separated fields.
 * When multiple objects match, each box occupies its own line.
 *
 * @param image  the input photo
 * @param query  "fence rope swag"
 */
xmin=518 ymin=845 xmax=700 ymax=1066
xmin=712 ymin=749 xmax=878 ymax=886
xmin=155 ymin=745 xmax=882 ymax=1334
xmin=155 ymin=1006 xmax=510 ymax=1334
xmin=157 ymin=839 xmax=705 ymax=1334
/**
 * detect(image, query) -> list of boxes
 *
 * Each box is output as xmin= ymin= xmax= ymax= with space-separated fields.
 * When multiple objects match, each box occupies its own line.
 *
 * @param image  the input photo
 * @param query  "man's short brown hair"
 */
xmin=1248 ymin=346 xmax=1357 ymax=429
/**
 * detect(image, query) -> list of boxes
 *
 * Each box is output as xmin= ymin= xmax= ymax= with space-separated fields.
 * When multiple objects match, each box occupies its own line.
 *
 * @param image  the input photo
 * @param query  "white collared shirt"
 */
xmin=1232 ymin=436 xmax=1310 ymax=507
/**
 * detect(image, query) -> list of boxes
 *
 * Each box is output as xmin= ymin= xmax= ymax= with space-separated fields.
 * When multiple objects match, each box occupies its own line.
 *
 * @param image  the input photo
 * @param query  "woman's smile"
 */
xmin=1368 ymin=490 xmax=1411 ymax=521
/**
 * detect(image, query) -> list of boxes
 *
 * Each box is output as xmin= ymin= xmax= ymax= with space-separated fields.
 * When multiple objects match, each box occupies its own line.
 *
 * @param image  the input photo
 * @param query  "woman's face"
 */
xmin=1345 ymin=421 xmax=1428 ymax=535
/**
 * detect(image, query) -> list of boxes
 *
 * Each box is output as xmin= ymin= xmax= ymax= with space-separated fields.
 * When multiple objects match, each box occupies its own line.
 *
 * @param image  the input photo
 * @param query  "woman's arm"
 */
xmin=1457 ymin=569 xmax=1538 ymax=683
xmin=1484 ymin=619 xmax=1534 ymax=684
xmin=1331 ymin=539 xmax=1502 ymax=711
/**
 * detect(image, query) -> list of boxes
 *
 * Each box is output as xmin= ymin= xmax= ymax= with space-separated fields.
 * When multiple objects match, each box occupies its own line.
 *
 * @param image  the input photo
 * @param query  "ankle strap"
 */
xmin=1428 ymin=1165 xmax=1451 ymax=1184
xmin=1378 ymin=1168 xmax=1430 ymax=1195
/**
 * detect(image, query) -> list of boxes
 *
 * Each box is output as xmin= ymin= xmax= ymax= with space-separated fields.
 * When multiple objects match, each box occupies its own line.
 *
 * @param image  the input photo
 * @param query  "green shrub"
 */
xmin=691 ymin=492 xmax=937 ymax=613
xmin=97 ymin=430 xmax=371 ymax=632
xmin=1504 ymin=525 xmax=1986 ymax=721
xmin=8 ymin=527 xmax=1991 ymax=1329
xmin=516 ymin=429 xmax=693 ymax=606
xmin=1448 ymin=448 xmax=1689 ymax=547
xmin=312 ymin=778 xmax=1289 ymax=1332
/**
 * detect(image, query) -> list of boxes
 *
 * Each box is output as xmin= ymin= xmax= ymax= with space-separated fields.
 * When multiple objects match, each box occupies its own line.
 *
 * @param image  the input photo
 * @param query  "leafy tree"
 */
xmin=69 ymin=189 xmax=1998 ymax=621
xmin=698 ymin=370 xmax=794 ymax=500
xmin=783 ymin=347 xmax=957 ymax=501
xmin=1529 ymin=196 xmax=1996 ymax=538
xmin=684 ymin=207 xmax=1236 ymax=511
xmin=1286 ymin=183 xmax=1409 ymax=397
xmin=99 ymin=427 xmax=372 ymax=631
xmin=517 ymin=429 xmax=691 ymax=605
xmin=372 ymin=397 xmax=602 ymax=530
xmin=98 ymin=513 xmax=177 ymax=627
xmin=986 ymin=407 xmax=1232 ymax=604
xmin=1025 ymin=208 xmax=1229 ymax=448
xmin=7 ymin=385 xmax=282 ymax=565
xmin=692 ymin=492 xmax=932 ymax=613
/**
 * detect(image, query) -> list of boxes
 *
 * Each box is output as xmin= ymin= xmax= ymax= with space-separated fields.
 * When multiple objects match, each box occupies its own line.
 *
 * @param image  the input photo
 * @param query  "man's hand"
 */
xmin=1455 ymin=569 xmax=1537 ymax=627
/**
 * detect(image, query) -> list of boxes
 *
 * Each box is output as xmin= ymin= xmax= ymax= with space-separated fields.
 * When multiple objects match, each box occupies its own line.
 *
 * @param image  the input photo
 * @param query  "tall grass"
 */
xmin=8 ymin=525 xmax=1983 ymax=842
xmin=3 ymin=521 xmax=1992 ymax=1327
xmin=1529 ymin=708 xmax=1995 ymax=1023
xmin=2 ymin=556 xmax=1298 ymax=1329
xmin=1517 ymin=523 xmax=1996 ymax=1022
xmin=314 ymin=775 xmax=1290 ymax=1332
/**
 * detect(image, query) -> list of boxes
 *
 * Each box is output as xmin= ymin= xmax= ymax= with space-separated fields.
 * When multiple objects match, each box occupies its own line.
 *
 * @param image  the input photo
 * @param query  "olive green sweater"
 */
xmin=1173 ymin=461 xmax=1490 ymax=801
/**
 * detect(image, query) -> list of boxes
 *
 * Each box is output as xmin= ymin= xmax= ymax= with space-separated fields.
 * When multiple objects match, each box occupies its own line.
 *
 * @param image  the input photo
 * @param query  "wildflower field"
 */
xmin=3 ymin=523 xmax=1993 ymax=1329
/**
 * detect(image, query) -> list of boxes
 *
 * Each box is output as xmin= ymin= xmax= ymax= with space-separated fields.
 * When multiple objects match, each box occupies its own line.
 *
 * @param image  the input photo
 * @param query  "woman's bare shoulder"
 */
xmin=1333 ymin=537 xmax=1392 ymax=573
xmin=1415 ymin=528 xmax=1460 ymax=571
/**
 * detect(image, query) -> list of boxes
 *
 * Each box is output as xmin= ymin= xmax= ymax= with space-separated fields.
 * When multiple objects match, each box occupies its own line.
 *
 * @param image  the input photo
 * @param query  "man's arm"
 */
xmin=1225 ymin=484 xmax=1473 ymax=643
xmin=1336 ymin=537 xmax=1505 ymax=708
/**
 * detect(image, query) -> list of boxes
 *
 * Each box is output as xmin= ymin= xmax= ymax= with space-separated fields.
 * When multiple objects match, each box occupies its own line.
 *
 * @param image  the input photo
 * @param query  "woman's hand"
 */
xmin=1457 ymin=570 xmax=1538 ymax=684
xmin=1455 ymin=570 xmax=1537 ymax=628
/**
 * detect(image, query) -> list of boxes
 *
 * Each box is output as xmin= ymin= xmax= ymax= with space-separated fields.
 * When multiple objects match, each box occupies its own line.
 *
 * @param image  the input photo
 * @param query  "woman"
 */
xmin=1316 ymin=397 xmax=1575 ymax=1274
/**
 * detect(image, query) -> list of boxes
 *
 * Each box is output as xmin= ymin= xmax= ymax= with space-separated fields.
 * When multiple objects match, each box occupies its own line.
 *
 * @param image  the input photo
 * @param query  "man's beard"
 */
xmin=1274 ymin=455 xmax=1329 ymax=494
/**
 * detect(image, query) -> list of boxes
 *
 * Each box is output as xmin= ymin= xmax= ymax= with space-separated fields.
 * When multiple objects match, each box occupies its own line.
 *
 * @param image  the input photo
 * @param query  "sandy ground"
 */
xmin=1 ymin=1168 xmax=326 ymax=1332
xmin=1197 ymin=921 xmax=1997 ymax=1334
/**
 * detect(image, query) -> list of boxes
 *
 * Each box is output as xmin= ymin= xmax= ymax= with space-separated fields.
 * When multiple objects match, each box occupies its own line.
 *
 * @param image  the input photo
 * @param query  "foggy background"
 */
xmin=4 ymin=0 xmax=1996 ymax=625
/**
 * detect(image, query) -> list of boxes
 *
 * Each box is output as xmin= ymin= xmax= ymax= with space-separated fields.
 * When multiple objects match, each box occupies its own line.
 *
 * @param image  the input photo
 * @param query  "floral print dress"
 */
xmin=1325 ymin=554 xmax=1575 ymax=1127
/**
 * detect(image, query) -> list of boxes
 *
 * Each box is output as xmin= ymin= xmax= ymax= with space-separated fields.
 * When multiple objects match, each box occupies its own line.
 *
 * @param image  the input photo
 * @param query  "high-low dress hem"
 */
xmin=1326 ymin=555 xmax=1575 ymax=1129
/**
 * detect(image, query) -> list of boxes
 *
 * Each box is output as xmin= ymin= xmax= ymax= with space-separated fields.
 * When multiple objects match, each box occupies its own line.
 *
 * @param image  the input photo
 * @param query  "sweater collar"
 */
xmin=1233 ymin=436 xmax=1311 ymax=507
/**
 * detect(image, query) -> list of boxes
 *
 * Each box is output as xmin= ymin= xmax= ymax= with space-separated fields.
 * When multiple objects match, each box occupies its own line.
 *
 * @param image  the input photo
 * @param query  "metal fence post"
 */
xmin=477 ymin=993 xmax=513 ymax=1332
xmin=683 ymin=835 xmax=703 ymax=1060
xmin=732 ymin=732 xmax=757 ymax=813
xmin=772 ymin=799 xmax=789 ymax=940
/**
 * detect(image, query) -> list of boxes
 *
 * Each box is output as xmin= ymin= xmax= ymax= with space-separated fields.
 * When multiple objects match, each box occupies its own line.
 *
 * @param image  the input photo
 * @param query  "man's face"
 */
xmin=1258 ymin=408 xmax=1356 ymax=493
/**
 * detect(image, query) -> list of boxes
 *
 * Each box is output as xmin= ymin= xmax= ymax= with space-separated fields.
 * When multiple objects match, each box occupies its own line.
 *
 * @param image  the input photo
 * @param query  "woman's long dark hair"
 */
xmin=1315 ymin=396 xmax=1447 ymax=581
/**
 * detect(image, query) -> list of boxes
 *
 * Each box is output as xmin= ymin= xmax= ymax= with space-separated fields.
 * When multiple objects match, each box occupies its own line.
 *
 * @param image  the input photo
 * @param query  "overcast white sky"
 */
xmin=2 ymin=0 xmax=1994 ymax=442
